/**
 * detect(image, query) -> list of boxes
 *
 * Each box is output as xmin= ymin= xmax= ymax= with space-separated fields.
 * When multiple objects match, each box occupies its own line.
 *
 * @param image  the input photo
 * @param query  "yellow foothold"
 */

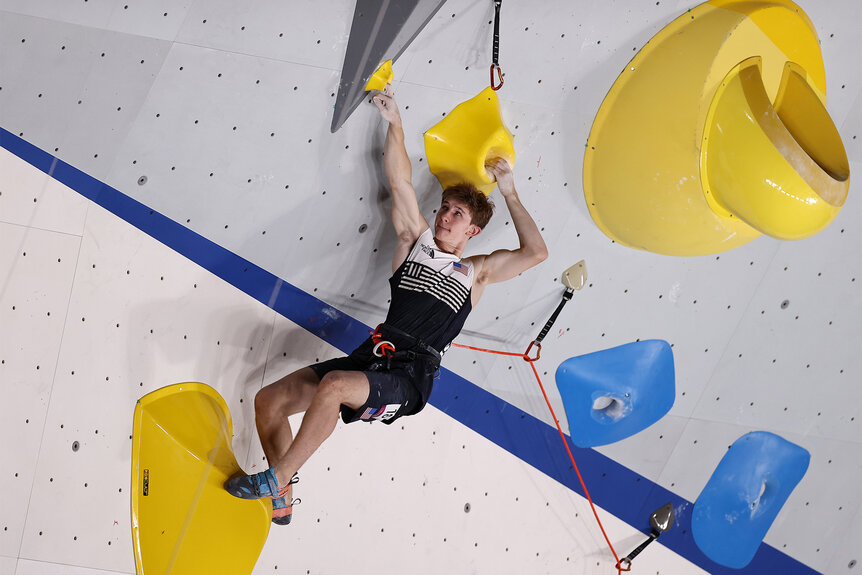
xmin=131 ymin=383 xmax=270 ymax=575
xmin=424 ymin=87 xmax=515 ymax=196
xmin=364 ymin=60 xmax=394 ymax=92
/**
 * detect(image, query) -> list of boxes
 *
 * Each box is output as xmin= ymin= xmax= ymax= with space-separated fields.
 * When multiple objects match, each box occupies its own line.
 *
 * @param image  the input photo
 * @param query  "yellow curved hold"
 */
xmin=424 ymin=87 xmax=515 ymax=196
xmin=131 ymin=383 xmax=270 ymax=575
xmin=364 ymin=59 xmax=394 ymax=92
xmin=583 ymin=0 xmax=850 ymax=256
xmin=702 ymin=58 xmax=848 ymax=239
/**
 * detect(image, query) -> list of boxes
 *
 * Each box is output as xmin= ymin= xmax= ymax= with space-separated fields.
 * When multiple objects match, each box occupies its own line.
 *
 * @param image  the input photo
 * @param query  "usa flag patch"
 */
xmin=360 ymin=404 xmax=401 ymax=421
xmin=452 ymin=261 xmax=469 ymax=276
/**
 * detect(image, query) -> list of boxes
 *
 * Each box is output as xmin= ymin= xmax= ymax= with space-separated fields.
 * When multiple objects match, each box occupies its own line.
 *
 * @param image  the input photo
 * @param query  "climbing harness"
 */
xmin=490 ymin=0 xmax=504 ymax=90
xmin=451 ymin=260 xmax=627 ymax=574
xmin=371 ymin=324 xmax=442 ymax=372
xmin=371 ymin=327 xmax=397 ymax=371
xmin=372 ymin=335 xmax=396 ymax=359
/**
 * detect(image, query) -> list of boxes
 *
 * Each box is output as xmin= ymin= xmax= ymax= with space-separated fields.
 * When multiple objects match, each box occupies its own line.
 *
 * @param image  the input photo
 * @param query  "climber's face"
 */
xmin=435 ymin=198 xmax=481 ymax=248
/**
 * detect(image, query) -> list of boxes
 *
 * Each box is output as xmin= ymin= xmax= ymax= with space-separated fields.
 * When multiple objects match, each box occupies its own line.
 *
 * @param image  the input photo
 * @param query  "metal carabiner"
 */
xmin=523 ymin=340 xmax=541 ymax=362
xmin=490 ymin=64 xmax=504 ymax=90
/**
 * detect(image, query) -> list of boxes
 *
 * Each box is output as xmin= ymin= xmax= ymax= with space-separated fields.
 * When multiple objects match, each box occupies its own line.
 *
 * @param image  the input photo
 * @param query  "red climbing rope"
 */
xmin=448 ymin=342 xmax=523 ymax=358
xmin=451 ymin=340 xmax=626 ymax=574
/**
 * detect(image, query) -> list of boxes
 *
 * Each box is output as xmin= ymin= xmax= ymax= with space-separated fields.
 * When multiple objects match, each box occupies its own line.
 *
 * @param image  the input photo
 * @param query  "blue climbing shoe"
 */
xmin=225 ymin=466 xmax=283 ymax=500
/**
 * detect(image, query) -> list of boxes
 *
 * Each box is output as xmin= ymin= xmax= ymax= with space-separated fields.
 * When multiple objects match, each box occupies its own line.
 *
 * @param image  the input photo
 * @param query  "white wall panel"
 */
xmin=105 ymin=42 xmax=347 ymax=291
xmin=0 ymin=1 xmax=116 ymax=31
xmin=692 ymin=222 xmax=861 ymax=443
xmin=0 ymin=148 xmax=89 ymax=235
xmin=17 ymin=201 xmax=276 ymax=572
xmin=0 ymin=222 xmax=80 ymax=559
xmin=0 ymin=13 xmax=171 ymax=181
xmin=826 ymin=506 xmax=862 ymax=575
xmin=767 ymin=435 xmax=862 ymax=570
xmin=794 ymin=0 xmax=862 ymax=127
xmin=177 ymin=0 xmax=353 ymax=70
xmin=14 ymin=558 xmax=129 ymax=575
xmin=593 ymin=414 xmax=691 ymax=482
xmin=0 ymin=0 xmax=193 ymax=42
xmin=0 ymin=15 xmax=97 ymax=148
xmin=103 ymin=2 xmax=193 ymax=42
xmin=399 ymin=0 xmax=509 ymax=97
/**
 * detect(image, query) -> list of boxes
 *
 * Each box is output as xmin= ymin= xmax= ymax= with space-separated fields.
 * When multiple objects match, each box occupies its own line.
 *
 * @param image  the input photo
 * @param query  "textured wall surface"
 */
xmin=1 ymin=1 xmax=860 ymax=574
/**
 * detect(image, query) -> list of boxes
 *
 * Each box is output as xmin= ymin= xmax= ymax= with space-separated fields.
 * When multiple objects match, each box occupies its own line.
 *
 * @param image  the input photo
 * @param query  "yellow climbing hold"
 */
xmin=364 ymin=59 xmax=394 ymax=92
xmin=702 ymin=58 xmax=848 ymax=239
xmin=583 ymin=0 xmax=849 ymax=256
xmin=424 ymin=87 xmax=515 ymax=196
xmin=131 ymin=383 xmax=270 ymax=575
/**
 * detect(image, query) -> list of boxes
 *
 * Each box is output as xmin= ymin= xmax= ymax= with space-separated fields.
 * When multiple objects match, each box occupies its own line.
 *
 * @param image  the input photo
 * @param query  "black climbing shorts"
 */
xmin=308 ymin=337 xmax=437 ymax=425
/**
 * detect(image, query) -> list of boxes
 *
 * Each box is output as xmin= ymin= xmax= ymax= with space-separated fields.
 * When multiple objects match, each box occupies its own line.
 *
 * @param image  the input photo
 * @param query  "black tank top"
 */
xmin=383 ymin=227 xmax=474 ymax=352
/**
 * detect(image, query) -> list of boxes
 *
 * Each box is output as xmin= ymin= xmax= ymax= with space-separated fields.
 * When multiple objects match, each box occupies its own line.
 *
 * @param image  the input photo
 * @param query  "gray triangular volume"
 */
xmin=330 ymin=0 xmax=448 ymax=133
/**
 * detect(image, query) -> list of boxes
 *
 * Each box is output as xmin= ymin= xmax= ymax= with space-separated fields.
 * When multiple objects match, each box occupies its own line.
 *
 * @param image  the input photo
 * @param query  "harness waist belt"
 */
xmin=377 ymin=323 xmax=442 ymax=365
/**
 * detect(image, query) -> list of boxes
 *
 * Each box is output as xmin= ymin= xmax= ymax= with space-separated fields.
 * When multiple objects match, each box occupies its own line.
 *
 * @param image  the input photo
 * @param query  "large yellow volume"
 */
xmin=425 ymin=87 xmax=515 ymax=196
xmin=131 ymin=383 xmax=270 ymax=575
xmin=583 ymin=0 xmax=849 ymax=256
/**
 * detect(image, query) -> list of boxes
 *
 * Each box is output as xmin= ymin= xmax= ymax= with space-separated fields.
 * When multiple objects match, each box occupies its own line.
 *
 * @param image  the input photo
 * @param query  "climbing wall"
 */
xmin=1 ymin=0 xmax=860 ymax=574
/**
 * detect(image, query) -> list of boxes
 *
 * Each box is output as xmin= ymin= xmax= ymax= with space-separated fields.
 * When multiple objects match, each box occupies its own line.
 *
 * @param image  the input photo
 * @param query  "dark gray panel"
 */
xmin=331 ymin=0 xmax=447 ymax=132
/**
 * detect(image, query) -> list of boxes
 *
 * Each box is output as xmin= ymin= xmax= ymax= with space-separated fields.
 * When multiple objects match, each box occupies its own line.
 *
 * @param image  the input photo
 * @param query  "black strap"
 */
xmin=490 ymin=1 xmax=504 ymax=90
xmin=624 ymin=531 xmax=659 ymax=563
xmin=492 ymin=0 xmax=502 ymax=66
xmin=373 ymin=348 xmax=436 ymax=373
xmin=378 ymin=323 xmax=442 ymax=364
xmin=534 ymin=289 xmax=573 ymax=345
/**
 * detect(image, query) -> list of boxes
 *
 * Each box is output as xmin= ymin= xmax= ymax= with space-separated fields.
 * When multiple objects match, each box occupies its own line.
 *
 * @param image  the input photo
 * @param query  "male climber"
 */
xmin=225 ymin=86 xmax=548 ymax=524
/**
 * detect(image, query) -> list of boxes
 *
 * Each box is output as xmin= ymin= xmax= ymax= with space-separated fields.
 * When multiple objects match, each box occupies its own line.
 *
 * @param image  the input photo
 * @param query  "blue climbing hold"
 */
xmin=555 ymin=340 xmax=675 ymax=448
xmin=692 ymin=431 xmax=810 ymax=568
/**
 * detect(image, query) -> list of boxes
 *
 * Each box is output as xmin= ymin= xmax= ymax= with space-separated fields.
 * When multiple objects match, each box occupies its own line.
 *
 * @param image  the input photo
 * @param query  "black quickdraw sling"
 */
xmin=524 ymin=285 xmax=573 ymax=360
xmin=524 ymin=260 xmax=587 ymax=360
xmin=490 ymin=0 xmax=504 ymax=90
